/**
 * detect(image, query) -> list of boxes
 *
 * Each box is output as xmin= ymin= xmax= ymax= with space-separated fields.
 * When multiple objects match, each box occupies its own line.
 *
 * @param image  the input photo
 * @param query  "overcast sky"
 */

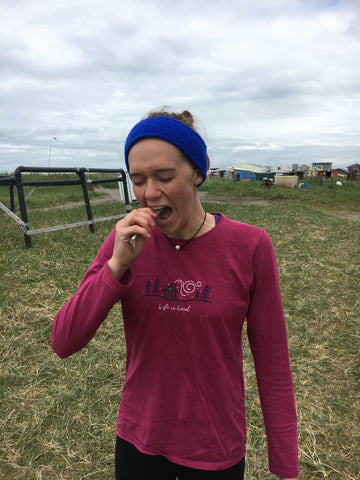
xmin=1 ymin=0 xmax=359 ymax=173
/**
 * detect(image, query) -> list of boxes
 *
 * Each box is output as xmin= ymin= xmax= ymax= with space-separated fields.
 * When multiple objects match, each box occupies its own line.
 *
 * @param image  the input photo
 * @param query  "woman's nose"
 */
xmin=144 ymin=179 xmax=161 ymax=200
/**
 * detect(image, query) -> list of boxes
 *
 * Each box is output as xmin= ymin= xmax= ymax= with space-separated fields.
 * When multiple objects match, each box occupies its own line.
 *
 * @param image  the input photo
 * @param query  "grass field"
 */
xmin=1 ymin=175 xmax=359 ymax=479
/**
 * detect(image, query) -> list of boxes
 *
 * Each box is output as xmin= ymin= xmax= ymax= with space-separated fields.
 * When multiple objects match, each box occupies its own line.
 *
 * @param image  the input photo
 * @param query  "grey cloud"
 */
xmin=1 ymin=0 xmax=359 ymax=173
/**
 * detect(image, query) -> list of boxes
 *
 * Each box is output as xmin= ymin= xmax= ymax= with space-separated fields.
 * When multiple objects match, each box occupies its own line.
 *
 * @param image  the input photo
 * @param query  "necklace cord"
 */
xmin=165 ymin=211 xmax=207 ymax=250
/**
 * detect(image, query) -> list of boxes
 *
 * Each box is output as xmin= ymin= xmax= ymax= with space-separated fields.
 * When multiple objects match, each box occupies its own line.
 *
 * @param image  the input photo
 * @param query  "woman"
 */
xmin=51 ymin=110 xmax=299 ymax=480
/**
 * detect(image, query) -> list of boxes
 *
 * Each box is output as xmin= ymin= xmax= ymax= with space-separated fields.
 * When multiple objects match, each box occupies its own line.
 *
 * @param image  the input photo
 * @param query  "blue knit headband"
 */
xmin=124 ymin=116 xmax=208 ymax=184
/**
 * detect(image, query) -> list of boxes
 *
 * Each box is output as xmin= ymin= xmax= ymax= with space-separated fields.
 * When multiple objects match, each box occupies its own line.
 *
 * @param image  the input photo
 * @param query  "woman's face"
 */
xmin=128 ymin=138 xmax=203 ymax=238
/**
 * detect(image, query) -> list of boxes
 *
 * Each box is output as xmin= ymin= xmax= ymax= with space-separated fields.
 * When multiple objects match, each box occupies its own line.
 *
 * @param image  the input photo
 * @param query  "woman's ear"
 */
xmin=194 ymin=168 xmax=204 ymax=186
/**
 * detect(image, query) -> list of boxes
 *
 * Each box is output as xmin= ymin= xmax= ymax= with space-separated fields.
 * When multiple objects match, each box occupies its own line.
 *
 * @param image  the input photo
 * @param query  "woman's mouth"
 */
xmin=151 ymin=206 xmax=173 ymax=221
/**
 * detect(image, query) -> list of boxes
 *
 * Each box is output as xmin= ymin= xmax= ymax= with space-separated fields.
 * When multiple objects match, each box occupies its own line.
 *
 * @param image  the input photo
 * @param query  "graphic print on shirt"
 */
xmin=142 ymin=277 xmax=212 ymax=311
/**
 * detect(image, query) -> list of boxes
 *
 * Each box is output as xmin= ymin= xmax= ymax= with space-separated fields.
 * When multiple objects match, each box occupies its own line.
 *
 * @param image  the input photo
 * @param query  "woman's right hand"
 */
xmin=108 ymin=207 xmax=156 ymax=280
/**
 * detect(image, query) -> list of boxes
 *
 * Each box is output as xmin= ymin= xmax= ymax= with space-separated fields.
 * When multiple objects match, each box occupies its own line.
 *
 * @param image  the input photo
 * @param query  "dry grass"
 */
xmin=1 ymin=177 xmax=359 ymax=479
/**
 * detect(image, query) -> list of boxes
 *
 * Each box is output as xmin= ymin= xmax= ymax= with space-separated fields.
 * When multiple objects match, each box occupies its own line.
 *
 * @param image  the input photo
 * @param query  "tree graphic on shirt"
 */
xmin=201 ymin=285 xmax=211 ymax=302
xmin=153 ymin=277 xmax=161 ymax=296
xmin=145 ymin=280 xmax=152 ymax=296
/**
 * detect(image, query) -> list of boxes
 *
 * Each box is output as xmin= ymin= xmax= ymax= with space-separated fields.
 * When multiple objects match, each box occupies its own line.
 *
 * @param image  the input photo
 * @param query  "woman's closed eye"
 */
xmin=158 ymin=176 xmax=174 ymax=183
xmin=132 ymin=177 xmax=173 ymax=187
xmin=132 ymin=179 xmax=145 ymax=186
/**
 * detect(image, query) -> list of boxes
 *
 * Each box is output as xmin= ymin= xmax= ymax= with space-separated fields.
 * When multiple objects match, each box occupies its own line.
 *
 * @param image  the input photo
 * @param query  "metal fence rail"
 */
xmin=0 ymin=166 xmax=132 ymax=248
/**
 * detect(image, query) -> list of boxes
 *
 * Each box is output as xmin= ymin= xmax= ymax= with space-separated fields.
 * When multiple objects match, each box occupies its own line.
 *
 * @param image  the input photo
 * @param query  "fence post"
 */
xmin=14 ymin=167 xmax=31 ymax=248
xmin=10 ymin=184 xmax=15 ymax=212
xmin=78 ymin=169 xmax=95 ymax=233
xmin=121 ymin=171 xmax=131 ymax=213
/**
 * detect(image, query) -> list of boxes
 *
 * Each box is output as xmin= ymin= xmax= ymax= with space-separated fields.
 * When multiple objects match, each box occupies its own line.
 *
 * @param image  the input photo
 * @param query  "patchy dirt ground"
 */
xmin=90 ymin=189 xmax=271 ymax=207
xmin=200 ymin=192 xmax=360 ymax=220
xmin=198 ymin=191 xmax=271 ymax=206
xmin=331 ymin=212 xmax=360 ymax=221
xmin=35 ymin=187 xmax=359 ymax=220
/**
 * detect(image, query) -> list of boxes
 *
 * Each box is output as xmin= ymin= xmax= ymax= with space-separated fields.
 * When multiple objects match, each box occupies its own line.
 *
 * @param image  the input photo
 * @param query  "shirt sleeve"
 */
xmin=51 ymin=230 xmax=132 ymax=359
xmin=246 ymin=230 xmax=299 ymax=478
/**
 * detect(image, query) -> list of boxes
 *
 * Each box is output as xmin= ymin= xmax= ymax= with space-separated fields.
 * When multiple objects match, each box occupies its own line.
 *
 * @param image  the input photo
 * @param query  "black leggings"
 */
xmin=115 ymin=436 xmax=245 ymax=480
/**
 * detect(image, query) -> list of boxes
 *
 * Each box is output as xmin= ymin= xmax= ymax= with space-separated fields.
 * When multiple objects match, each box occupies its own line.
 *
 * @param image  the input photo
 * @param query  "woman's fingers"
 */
xmin=118 ymin=208 xmax=156 ymax=241
xmin=108 ymin=208 xmax=157 ymax=280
